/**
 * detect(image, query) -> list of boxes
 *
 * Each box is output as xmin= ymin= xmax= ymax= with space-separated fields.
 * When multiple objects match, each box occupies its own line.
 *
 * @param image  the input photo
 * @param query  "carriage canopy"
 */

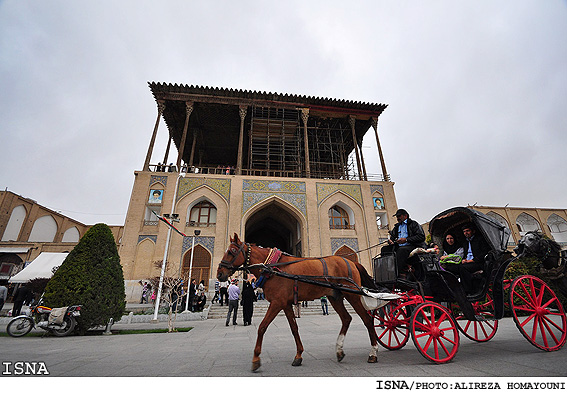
xmin=429 ymin=207 xmax=511 ymax=253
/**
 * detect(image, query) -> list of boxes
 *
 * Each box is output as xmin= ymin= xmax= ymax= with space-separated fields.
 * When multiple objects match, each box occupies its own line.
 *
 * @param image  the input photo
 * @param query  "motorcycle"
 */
xmin=6 ymin=295 xmax=82 ymax=337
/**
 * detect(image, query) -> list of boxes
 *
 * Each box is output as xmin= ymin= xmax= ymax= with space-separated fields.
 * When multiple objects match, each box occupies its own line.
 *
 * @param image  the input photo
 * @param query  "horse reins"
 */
xmin=219 ymin=241 xmax=367 ymax=296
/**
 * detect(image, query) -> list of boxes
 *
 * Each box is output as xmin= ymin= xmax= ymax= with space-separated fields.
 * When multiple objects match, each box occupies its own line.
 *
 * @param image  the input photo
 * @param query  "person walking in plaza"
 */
xmin=320 ymin=296 xmax=329 ymax=315
xmin=188 ymin=279 xmax=196 ymax=312
xmin=12 ymin=284 xmax=33 ymax=316
xmin=255 ymin=286 xmax=264 ymax=300
xmin=0 ymin=280 xmax=8 ymax=313
xmin=241 ymin=280 xmax=256 ymax=325
xmin=219 ymin=279 xmax=229 ymax=306
xmin=226 ymin=279 xmax=240 ymax=326
xmin=212 ymin=279 xmax=220 ymax=304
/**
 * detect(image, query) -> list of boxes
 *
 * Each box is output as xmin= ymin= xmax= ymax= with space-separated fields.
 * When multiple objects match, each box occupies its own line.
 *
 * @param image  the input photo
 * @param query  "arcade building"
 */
xmin=119 ymin=83 xmax=398 ymax=301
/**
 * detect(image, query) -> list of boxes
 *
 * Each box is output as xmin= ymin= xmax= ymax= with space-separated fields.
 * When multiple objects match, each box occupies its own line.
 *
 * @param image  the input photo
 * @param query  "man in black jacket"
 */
xmin=458 ymin=223 xmax=491 ymax=293
xmin=382 ymin=209 xmax=426 ymax=277
xmin=12 ymin=284 xmax=33 ymax=316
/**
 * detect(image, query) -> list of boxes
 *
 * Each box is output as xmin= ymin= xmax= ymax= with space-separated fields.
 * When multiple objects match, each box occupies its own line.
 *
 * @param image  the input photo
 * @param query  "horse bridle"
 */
xmin=218 ymin=240 xmax=252 ymax=273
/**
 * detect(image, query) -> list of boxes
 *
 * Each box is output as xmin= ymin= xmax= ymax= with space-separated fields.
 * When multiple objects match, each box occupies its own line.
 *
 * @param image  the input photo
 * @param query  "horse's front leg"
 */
xmin=252 ymin=302 xmax=281 ymax=372
xmin=283 ymin=305 xmax=304 ymax=366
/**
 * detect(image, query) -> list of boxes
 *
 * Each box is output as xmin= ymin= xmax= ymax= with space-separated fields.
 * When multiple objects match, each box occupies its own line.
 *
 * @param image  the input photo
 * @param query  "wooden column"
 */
xmin=301 ymin=108 xmax=311 ymax=178
xmin=176 ymin=102 xmax=194 ymax=170
xmin=188 ymin=132 xmax=197 ymax=167
xmin=236 ymin=106 xmax=247 ymax=175
xmin=372 ymin=117 xmax=389 ymax=181
xmin=163 ymin=136 xmax=172 ymax=166
xmin=143 ymin=101 xmax=165 ymax=171
xmin=349 ymin=116 xmax=363 ymax=180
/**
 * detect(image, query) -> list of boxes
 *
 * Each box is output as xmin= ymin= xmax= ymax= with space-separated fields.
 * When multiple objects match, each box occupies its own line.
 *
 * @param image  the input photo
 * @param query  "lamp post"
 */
xmin=184 ymin=229 xmax=201 ymax=312
xmin=152 ymin=173 xmax=184 ymax=322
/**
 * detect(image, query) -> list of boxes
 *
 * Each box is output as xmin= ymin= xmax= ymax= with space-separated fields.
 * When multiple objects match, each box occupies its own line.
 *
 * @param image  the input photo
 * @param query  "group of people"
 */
xmin=139 ymin=281 xmax=154 ymax=304
xmin=383 ymin=208 xmax=491 ymax=293
xmin=180 ymin=279 xmax=207 ymax=312
xmin=154 ymin=163 xmax=177 ymax=172
xmin=0 ymin=281 xmax=34 ymax=317
xmin=223 ymin=278 xmax=257 ymax=326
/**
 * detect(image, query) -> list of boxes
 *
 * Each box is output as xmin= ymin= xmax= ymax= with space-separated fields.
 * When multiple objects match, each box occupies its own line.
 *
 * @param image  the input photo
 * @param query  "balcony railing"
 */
xmin=186 ymin=222 xmax=216 ymax=228
xmin=149 ymin=164 xmax=390 ymax=182
xmin=330 ymin=224 xmax=356 ymax=230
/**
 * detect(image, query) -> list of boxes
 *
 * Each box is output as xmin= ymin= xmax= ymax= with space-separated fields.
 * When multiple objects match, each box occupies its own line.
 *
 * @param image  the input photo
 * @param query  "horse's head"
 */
xmin=217 ymin=233 xmax=250 ymax=282
xmin=515 ymin=231 xmax=543 ymax=258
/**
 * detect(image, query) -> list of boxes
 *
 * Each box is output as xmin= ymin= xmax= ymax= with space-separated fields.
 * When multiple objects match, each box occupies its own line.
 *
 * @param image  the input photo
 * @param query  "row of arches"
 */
xmin=486 ymin=211 xmax=567 ymax=243
xmin=2 ymin=205 xmax=81 ymax=243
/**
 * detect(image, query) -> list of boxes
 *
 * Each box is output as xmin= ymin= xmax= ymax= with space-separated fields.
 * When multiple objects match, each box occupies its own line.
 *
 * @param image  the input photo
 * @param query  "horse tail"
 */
xmin=354 ymin=262 xmax=378 ymax=290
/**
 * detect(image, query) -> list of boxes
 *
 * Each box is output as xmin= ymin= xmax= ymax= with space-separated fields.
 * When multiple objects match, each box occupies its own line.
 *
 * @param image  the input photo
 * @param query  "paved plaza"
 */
xmin=2 ymin=310 xmax=567 ymax=380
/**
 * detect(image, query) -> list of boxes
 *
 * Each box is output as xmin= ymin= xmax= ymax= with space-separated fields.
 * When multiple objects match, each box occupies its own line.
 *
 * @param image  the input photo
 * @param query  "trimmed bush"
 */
xmin=44 ymin=223 xmax=125 ymax=333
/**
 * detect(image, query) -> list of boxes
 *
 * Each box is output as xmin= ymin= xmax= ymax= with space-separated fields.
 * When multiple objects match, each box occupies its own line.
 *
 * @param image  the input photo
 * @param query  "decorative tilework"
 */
xmin=150 ymin=175 xmax=168 ymax=186
xmin=138 ymin=235 xmax=157 ymax=244
xmin=182 ymin=236 xmax=215 ymax=255
xmin=331 ymin=238 xmax=359 ymax=254
xmin=370 ymin=185 xmax=384 ymax=195
xmin=177 ymin=178 xmax=231 ymax=202
xmin=242 ymin=180 xmax=306 ymax=217
xmin=316 ymin=183 xmax=363 ymax=206
xmin=243 ymin=180 xmax=306 ymax=193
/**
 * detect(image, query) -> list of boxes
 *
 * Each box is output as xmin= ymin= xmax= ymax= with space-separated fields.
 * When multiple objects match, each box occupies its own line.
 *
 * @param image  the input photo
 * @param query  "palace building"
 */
xmin=118 ymin=83 xmax=398 ymax=301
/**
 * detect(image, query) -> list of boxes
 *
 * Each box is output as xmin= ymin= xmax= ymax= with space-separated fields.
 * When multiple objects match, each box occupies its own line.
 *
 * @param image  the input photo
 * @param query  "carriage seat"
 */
xmin=466 ymin=251 xmax=501 ymax=297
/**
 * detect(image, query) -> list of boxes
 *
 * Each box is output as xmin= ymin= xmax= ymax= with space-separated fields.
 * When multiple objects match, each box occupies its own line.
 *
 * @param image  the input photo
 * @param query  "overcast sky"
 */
xmin=1 ymin=1 xmax=566 ymax=227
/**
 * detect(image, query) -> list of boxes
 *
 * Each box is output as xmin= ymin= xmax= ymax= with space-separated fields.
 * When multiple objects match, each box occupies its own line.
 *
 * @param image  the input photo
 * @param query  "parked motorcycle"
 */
xmin=6 ymin=295 xmax=82 ymax=337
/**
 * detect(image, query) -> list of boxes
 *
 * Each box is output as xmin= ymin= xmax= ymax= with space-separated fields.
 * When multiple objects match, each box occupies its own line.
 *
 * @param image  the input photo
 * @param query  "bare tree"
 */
xmin=148 ymin=260 xmax=188 ymax=332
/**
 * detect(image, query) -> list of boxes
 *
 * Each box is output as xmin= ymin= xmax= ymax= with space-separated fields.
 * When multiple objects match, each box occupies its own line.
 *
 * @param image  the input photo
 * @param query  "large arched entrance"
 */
xmin=245 ymin=201 xmax=302 ymax=256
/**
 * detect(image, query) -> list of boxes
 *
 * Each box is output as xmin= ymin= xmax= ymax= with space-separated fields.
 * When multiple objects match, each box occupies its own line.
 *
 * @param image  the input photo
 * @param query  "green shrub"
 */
xmin=44 ymin=223 xmax=125 ymax=333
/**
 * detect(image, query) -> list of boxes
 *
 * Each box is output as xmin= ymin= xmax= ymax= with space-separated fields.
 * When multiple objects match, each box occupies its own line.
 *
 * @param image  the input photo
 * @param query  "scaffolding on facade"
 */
xmin=246 ymin=106 xmax=357 ymax=180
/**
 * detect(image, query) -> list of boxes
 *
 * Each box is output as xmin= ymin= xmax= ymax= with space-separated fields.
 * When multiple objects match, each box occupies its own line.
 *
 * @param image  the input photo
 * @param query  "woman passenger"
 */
xmin=440 ymin=233 xmax=464 ymax=276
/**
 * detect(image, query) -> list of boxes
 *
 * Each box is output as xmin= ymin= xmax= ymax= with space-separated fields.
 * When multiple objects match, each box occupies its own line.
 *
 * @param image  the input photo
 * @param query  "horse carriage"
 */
xmin=216 ymin=206 xmax=566 ymax=371
xmin=371 ymin=206 xmax=567 ymax=363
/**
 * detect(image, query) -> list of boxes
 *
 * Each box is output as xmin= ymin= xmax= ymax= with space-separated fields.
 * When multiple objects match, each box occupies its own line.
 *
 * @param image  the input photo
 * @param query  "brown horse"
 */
xmin=217 ymin=234 xmax=390 ymax=372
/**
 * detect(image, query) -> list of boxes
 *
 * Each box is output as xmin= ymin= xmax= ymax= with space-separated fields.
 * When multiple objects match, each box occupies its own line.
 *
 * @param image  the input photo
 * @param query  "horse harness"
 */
xmin=221 ymin=241 xmax=366 ymax=301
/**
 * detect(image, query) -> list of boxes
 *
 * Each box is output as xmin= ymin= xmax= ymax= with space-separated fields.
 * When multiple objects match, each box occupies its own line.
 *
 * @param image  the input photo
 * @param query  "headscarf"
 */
xmin=442 ymin=233 xmax=462 ymax=255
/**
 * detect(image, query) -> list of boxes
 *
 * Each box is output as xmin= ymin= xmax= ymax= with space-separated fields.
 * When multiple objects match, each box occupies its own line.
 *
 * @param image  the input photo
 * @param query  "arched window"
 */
xmin=547 ymin=214 xmax=567 ymax=244
xmin=28 ymin=215 xmax=58 ymax=242
xmin=334 ymin=245 xmax=358 ymax=263
xmin=1 ymin=205 xmax=26 ymax=241
xmin=329 ymin=205 xmax=353 ymax=229
xmin=188 ymin=201 xmax=217 ymax=227
xmin=62 ymin=227 xmax=80 ymax=243
xmin=486 ymin=211 xmax=510 ymax=230
xmin=516 ymin=213 xmax=541 ymax=236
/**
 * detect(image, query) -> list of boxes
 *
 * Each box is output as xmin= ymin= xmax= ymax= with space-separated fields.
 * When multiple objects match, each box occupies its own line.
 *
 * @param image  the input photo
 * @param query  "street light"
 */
xmin=184 ymin=229 xmax=201 ymax=312
xmin=152 ymin=173 xmax=184 ymax=322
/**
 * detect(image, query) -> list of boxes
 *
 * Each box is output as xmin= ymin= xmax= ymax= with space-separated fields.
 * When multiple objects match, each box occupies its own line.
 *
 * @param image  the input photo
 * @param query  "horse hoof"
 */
xmin=368 ymin=355 xmax=378 ymax=363
xmin=336 ymin=351 xmax=345 ymax=362
xmin=251 ymin=360 xmax=261 ymax=372
xmin=292 ymin=358 xmax=303 ymax=367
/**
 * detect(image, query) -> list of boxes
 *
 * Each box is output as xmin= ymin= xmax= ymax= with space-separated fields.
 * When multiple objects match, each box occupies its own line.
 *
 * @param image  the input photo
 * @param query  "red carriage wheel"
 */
xmin=372 ymin=301 xmax=411 ymax=350
xmin=410 ymin=302 xmax=460 ymax=363
xmin=453 ymin=294 xmax=499 ymax=342
xmin=509 ymin=275 xmax=567 ymax=351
